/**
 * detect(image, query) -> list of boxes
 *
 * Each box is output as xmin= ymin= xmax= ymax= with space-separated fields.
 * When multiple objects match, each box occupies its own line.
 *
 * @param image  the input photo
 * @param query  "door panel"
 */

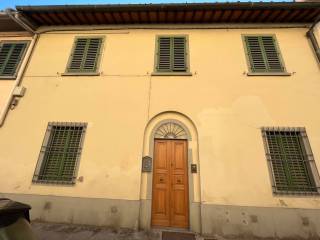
xmin=151 ymin=139 xmax=189 ymax=228
xmin=152 ymin=140 xmax=170 ymax=226
xmin=170 ymin=140 xmax=189 ymax=228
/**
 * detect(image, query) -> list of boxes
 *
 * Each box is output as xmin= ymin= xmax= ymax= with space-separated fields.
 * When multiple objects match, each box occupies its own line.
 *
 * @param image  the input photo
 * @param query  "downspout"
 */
xmin=307 ymin=16 xmax=320 ymax=64
xmin=0 ymin=9 xmax=38 ymax=127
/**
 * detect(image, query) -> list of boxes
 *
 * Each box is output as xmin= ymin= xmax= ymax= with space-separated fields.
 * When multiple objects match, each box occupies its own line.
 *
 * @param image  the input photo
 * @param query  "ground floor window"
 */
xmin=33 ymin=122 xmax=87 ymax=184
xmin=262 ymin=127 xmax=320 ymax=195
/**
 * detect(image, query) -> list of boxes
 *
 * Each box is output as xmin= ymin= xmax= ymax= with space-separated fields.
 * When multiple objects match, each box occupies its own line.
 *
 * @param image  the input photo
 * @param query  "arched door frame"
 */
xmin=139 ymin=111 xmax=201 ymax=233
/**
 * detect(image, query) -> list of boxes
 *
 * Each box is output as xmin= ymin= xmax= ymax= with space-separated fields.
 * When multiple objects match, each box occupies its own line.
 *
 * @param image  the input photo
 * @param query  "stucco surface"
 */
xmin=0 ymin=26 xmax=320 ymax=237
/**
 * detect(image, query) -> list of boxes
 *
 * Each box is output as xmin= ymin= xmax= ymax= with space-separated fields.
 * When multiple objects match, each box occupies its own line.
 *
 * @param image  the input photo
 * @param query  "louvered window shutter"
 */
xmin=245 ymin=36 xmax=284 ymax=73
xmin=157 ymin=36 xmax=187 ymax=72
xmin=0 ymin=42 xmax=27 ymax=77
xmin=157 ymin=37 xmax=171 ymax=72
xmin=263 ymin=129 xmax=318 ymax=193
xmin=261 ymin=36 xmax=284 ymax=72
xmin=67 ymin=38 xmax=102 ymax=73
xmin=173 ymin=37 xmax=187 ymax=71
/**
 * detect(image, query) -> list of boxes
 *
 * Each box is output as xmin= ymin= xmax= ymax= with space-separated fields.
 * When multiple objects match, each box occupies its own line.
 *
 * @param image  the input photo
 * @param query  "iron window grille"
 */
xmin=66 ymin=37 xmax=103 ymax=74
xmin=33 ymin=122 xmax=87 ymax=185
xmin=261 ymin=127 xmax=320 ymax=195
xmin=0 ymin=41 xmax=29 ymax=79
xmin=155 ymin=36 xmax=189 ymax=73
xmin=243 ymin=35 xmax=286 ymax=74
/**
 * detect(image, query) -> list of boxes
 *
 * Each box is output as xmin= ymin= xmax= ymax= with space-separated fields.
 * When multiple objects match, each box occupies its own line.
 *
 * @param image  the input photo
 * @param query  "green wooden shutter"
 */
xmin=261 ymin=36 xmax=284 ymax=72
xmin=157 ymin=37 xmax=171 ymax=72
xmin=172 ymin=37 xmax=187 ymax=72
xmin=245 ymin=36 xmax=267 ymax=72
xmin=67 ymin=37 xmax=102 ymax=73
xmin=245 ymin=36 xmax=284 ymax=73
xmin=265 ymin=130 xmax=316 ymax=192
xmin=0 ymin=42 xmax=27 ymax=77
xmin=157 ymin=36 xmax=187 ymax=72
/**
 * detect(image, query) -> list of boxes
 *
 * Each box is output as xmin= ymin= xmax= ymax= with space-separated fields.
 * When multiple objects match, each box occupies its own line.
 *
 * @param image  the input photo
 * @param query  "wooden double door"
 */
xmin=151 ymin=139 xmax=189 ymax=228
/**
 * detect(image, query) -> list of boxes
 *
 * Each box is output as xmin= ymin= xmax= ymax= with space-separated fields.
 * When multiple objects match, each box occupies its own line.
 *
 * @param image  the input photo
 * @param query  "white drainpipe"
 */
xmin=0 ymin=10 xmax=38 ymax=127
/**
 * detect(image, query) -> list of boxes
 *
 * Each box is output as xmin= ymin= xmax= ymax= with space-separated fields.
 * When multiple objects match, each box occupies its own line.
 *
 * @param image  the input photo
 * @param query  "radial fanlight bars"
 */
xmin=155 ymin=122 xmax=187 ymax=139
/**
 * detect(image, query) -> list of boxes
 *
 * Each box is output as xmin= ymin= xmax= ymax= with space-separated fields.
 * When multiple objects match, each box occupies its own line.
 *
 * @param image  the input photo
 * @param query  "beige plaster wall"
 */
xmin=0 ymin=27 xmax=319 ymax=212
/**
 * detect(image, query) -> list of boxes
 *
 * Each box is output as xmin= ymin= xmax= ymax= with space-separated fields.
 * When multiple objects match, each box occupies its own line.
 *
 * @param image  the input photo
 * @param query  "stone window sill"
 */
xmin=151 ymin=72 xmax=192 ymax=76
xmin=247 ymin=72 xmax=291 ymax=76
xmin=61 ymin=72 xmax=101 ymax=76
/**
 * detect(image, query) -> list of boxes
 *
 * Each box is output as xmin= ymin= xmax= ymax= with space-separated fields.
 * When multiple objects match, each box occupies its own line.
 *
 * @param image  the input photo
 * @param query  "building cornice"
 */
xmin=15 ymin=2 xmax=320 ymax=28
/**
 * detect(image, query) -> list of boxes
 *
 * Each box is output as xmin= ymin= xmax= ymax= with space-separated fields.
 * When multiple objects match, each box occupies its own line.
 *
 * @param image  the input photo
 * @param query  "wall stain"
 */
xmin=111 ymin=206 xmax=118 ymax=214
xmin=279 ymin=199 xmax=288 ymax=207
xmin=302 ymin=217 xmax=309 ymax=226
xmin=250 ymin=215 xmax=258 ymax=223
xmin=43 ymin=201 xmax=52 ymax=210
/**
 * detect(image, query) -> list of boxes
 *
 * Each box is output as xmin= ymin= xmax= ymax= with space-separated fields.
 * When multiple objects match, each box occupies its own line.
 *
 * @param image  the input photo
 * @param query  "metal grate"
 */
xmin=33 ymin=122 xmax=87 ymax=184
xmin=262 ymin=127 xmax=320 ymax=195
xmin=157 ymin=36 xmax=187 ymax=72
xmin=0 ymin=42 xmax=28 ymax=77
xmin=155 ymin=122 xmax=187 ymax=139
xmin=244 ymin=35 xmax=284 ymax=73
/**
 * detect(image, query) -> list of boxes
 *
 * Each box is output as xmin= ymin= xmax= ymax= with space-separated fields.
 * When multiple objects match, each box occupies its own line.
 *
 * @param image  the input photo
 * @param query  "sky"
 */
xmin=0 ymin=0 xmax=293 ymax=10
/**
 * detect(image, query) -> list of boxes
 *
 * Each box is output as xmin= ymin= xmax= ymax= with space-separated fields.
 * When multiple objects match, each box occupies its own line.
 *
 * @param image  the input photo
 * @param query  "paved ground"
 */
xmin=30 ymin=221 xmax=234 ymax=240
xmin=32 ymin=221 xmax=161 ymax=240
xmin=31 ymin=221 xmax=307 ymax=240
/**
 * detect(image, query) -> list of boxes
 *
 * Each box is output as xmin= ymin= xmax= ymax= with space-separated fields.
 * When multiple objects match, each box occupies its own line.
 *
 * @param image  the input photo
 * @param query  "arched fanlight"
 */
xmin=154 ymin=122 xmax=187 ymax=139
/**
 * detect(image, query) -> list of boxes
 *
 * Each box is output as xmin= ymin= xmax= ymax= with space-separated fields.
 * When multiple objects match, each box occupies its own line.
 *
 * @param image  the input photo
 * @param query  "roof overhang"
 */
xmin=15 ymin=2 xmax=320 ymax=27
xmin=0 ymin=12 xmax=27 ymax=32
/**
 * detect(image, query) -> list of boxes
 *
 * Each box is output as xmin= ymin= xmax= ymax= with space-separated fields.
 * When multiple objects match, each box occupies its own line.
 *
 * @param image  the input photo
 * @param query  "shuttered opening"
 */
xmin=67 ymin=37 xmax=102 ymax=73
xmin=34 ymin=123 xmax=87 ymax=184
xmin=244 ymin=36 xmax=285 ymax=73
xmin=0 ymin=42 xmax=28 ymax=77
xmin=157 ymin=36 xmax=187 ymax=72
xmin=262 ymin=128 xmax=319 ymax=194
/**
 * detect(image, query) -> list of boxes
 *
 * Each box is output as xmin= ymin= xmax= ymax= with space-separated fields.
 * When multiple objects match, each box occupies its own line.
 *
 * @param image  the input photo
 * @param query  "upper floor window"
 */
xmin=154 ymin=36 xmax=190 ymax=75
xmin=243 ymin=35 xmax=288 ymax=75
xmin=33 ymin=122 xmax=87 ymax=185
xmin=262 ymin=127 xmax=320 ymax=195
xmin=65 ymin=37 xmax=103 ymax=75
xmin=0 ymin=41 xmax=29 ymax=79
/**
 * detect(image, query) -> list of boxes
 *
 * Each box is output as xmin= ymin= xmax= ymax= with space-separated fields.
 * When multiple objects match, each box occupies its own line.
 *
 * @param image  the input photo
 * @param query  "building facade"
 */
xmin=0 ymin=2 xmax=320 ymax=239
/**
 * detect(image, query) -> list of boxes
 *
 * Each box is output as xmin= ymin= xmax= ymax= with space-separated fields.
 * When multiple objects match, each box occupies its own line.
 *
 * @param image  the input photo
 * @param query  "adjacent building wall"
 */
xmin=0 ymin=26 xmax=320 ymax=238
xmin=0 ymin=35 xmax=33 ymax=122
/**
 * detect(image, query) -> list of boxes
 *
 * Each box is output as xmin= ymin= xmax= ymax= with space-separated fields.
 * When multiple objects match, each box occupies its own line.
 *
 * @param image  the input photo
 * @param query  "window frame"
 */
xmin=0 ymin=40 xmax=30 ymax=80
xmin=261 ymin=127 xmax=320 ymax=196
xmin=242 ymin=34 xmax=290 ymax=76
xmin=63 ymin=36 xmax=105 ymax=76
xmin=152 ymin=35 xmax=191 ymax=76
xmin=33 ymin=122 xmax=87 ymax=185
